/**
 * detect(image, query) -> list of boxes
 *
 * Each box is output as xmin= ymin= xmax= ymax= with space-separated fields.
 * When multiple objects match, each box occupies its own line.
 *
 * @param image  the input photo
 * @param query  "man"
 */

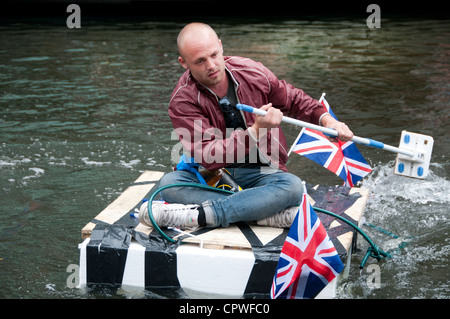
xmin=139 ymin=23 xmax=353 ymax=229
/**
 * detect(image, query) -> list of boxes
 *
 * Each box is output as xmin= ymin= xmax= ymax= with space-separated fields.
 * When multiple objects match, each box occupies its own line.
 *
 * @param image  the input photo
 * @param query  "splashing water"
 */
xmin=338 ymin=161 xmax=449 ymax=298
xmin=363 ymin=161 xmax=450 ymax=205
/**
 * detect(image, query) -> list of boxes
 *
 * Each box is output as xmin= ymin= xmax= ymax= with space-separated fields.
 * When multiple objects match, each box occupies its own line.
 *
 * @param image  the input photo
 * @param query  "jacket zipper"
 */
xmin=227 ymin=68 xmax=278 ymax=171
xmin=199 ymin=68 xmax=280 ymax=171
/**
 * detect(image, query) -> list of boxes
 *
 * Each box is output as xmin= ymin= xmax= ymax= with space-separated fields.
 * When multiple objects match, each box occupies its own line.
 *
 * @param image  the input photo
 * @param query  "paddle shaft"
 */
xmin=236 ymin=104 xmax=415 ymax=158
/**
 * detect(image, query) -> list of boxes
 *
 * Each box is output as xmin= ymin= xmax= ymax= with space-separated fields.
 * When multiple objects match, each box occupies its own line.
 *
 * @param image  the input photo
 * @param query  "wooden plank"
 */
xmin=81 ymin=170 xmax=164 ymax=239
xmin=81 ymin=222 xmax=97 ymax=239
xmin=178 ymin=225 xmax=252 ymax=249
xmin=330 ymin=187 xmax=370 ymax=252
xmin=347 ymin=188 xmax=370 ymax=223
xmin=172 ymin=225 xmax=285 ymax=250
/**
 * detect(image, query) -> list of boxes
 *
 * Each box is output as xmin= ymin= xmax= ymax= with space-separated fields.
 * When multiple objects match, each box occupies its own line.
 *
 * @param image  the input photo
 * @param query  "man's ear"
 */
xmin=178 ymin=56 xmax=188 ymax=70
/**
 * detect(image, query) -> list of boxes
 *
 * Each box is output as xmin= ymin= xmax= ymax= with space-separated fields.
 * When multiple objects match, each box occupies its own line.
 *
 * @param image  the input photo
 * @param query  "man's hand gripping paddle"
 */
xmin=236 ymin=103 xmax=434 ymax=179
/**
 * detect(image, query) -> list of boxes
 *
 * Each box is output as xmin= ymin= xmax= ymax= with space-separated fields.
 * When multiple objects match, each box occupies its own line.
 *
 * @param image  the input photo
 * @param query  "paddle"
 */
xmin=236 ymin=103 xmax=434 ymax=179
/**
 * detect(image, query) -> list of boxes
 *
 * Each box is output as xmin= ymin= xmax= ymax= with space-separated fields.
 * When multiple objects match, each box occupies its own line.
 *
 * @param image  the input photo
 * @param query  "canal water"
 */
xmin=0 ymin=16 xmax=448 ymax=298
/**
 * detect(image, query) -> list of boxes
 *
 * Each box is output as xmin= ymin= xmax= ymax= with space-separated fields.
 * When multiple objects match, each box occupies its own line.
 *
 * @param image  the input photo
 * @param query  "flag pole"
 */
xmin=318 ymin=92 xmax=326 ymax=103
xmin=288 ymin=92 xmax=326 ymax=157
xmin=287 ymin=128 xmax=304 ymax=156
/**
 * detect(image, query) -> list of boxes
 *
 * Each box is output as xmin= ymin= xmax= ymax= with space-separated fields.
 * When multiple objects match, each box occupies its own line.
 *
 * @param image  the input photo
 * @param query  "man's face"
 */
xmin=178 ymin=34 xmax=226 ymax=89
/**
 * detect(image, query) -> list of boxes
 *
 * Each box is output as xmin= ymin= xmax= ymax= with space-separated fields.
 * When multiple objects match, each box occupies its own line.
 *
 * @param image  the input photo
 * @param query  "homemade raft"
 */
xmin=78 ymin=170 xmax=369 ymax=298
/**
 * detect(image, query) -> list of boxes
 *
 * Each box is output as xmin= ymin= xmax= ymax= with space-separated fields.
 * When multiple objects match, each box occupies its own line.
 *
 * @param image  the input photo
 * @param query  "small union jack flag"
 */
xmin=289 ymin=94 xmax=372 ymax=187
xmin=270 ymin=188 xmax=344 ymax=299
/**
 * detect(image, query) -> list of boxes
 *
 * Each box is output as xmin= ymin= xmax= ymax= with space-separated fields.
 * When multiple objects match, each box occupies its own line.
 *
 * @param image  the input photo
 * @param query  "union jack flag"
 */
xmin=270 ymin=189 xmax=344 ymax=299
xmin=289 ymin=94 xmax=372 ymax=187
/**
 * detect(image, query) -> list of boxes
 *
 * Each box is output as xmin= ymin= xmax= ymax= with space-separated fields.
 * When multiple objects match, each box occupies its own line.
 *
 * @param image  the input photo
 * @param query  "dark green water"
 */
xmin=0 ymin=17 xmax=448 ymax=298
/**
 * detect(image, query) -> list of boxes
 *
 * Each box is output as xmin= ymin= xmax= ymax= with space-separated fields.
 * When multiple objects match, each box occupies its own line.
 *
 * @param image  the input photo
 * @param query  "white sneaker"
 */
xmin=257 ymin=206 xmax=300 ymax=228
xmin=139 ymin=200 xmax=200 ymax=229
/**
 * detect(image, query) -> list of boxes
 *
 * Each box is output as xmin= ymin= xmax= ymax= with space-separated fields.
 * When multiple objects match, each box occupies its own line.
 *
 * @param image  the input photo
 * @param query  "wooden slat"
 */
xmin=81 ymin=170 xmax=164 ymax=239
xmin=347 ymin=188 xmax=370 ymax=222
xmin=326 ymin=187 xmax=369 ymax=252
xmin=169 ymin=225 xmax=285 ymax=250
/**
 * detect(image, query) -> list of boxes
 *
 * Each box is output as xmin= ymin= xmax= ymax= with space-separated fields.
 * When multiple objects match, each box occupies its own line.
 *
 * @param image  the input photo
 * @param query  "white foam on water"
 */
xmin=80 ymin=157 xmax=112 ymax=166
xmin=119 ymin=159 xmax=141 ymax=169
xmin=338 ymin=161 xmax=450 ymax=298
xmin=362 ymin=161 xmax=450 ymax=205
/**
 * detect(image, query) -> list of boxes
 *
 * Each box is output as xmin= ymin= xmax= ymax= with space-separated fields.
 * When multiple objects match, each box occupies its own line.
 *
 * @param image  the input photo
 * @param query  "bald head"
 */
xmin=176 ymin=23 xmax=226 ymax=90
xmin=177 ymin=23 xmax=220 ymax=58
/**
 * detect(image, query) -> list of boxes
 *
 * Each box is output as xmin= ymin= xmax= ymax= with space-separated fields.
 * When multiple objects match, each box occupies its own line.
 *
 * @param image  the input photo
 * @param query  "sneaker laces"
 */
xmin=139 ymin=201 xmax=199 ymax=229
xmin=257 ymin=205 xmax=300 ymax=228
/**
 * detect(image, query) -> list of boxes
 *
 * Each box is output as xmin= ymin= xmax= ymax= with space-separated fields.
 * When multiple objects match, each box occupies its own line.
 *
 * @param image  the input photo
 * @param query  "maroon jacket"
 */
xmin=168 ymin=56 xmax=327 ymax=172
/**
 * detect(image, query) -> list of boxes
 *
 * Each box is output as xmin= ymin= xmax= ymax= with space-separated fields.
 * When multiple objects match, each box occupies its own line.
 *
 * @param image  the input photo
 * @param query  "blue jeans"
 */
xmin=158 ymin=167 xmax=304 ymax=227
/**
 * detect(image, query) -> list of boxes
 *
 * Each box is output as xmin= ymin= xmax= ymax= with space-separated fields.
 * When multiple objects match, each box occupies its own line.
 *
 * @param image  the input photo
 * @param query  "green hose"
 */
xmin=314 ymin=207 xmax=391 ymax=268
xmin=147 ymin=182 xmax=234 ymax=242
xmin=146 ymin=182 xmax=390 ymax=268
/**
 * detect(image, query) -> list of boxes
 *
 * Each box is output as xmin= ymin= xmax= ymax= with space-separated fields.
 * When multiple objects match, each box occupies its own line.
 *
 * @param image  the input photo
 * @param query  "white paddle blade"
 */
xmin=394 ymin=131 xmax=434 ymax=179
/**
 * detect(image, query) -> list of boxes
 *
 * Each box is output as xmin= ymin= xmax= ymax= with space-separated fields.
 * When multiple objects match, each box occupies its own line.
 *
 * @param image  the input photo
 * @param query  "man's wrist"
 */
xmin=248 ymin=125 xmax=259 ymax=141
xmin=319 ymin=112 xmax=331 ymax=126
